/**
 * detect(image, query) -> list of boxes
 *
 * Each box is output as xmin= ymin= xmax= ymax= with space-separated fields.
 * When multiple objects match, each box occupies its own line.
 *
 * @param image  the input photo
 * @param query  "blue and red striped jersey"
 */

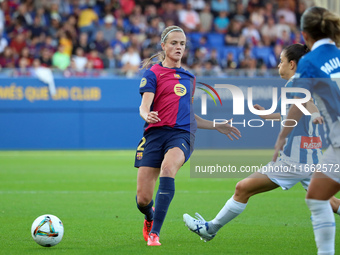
xmin=139 ymin=63 xmax=197 ymax=135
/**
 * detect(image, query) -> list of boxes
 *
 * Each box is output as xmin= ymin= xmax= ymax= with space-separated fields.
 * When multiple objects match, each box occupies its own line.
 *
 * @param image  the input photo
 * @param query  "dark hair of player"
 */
xmin=283 ymin=44 xmax=309 ymax=64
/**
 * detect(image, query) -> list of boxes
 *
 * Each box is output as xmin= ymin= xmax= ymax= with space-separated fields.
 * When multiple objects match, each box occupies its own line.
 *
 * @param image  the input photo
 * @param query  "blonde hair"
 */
xmin=141 ymin=26 xmax=185 ymax=69
xmin=301 ymin=6 xmax=340 ymax=47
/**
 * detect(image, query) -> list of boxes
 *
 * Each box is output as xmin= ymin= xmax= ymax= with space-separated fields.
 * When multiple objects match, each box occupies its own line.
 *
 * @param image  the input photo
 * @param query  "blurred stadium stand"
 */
xmin=0 ymin=0 xmax=333 ymax=149
xmin=0 ymin=0 xmax=321 ymax=78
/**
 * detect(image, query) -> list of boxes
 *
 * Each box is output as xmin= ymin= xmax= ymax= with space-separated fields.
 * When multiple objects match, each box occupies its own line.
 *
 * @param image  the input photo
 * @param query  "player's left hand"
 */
xmin=312 ymin=116 xmax=324 ymax=124
xmin=215 ymin=118 xmax=241 ymax=141
xmin=273 ymin=135 xmax=286 ymax=162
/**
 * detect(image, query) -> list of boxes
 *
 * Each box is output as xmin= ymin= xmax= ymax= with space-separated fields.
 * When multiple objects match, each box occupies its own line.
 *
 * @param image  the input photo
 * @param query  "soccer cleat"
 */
xmin=143 ymin=207 xmax=155 ymax=241
xmin=147 ymin=233 xmax=161 ymax=246
xmin=183 ymin=212 xmax=216 ymax=242
xmin=143 ymin=220 xmax=153 ymax=241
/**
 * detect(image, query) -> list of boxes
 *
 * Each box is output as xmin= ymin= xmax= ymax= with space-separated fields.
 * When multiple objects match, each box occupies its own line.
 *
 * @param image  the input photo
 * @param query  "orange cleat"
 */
xmin=143 ymin=207 xmax=155 ymax=241
xmin=147 ymin=233 xmax=161 ymax=246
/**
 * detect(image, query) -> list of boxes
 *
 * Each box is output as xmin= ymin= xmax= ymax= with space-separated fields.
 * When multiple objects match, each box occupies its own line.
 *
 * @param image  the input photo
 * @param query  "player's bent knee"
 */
xmin=160 ymin=164 xmax=177 ymax=178
xmin=235 ymin=180 xmax=251 ymax=197
xmin=136 ymin=193 xmax=152 ymax=207
xmin=234 ymin=181 xmax=245 ymax=195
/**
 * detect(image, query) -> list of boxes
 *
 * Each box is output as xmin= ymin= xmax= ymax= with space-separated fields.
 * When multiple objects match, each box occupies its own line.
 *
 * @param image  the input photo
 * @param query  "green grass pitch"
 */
xmin=1 ymin=150 xmax=339 ymax=255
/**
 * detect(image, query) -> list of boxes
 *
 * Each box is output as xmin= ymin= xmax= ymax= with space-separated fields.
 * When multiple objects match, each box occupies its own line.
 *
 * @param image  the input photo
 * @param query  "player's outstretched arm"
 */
xmin=194 ymin=114 xmax=241 ymax=141
xmin=253 ymin=104 xmax=281 ymax=120
xmin=139 ymin=92 xmax=161 ymax=124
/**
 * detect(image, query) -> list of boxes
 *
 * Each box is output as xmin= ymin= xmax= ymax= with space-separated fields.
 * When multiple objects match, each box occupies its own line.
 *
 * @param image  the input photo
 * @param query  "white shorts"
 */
xmin=258 ymin=157 xmax=312 ymax=190
xmin=319 ymin=146 xmax=340 ymax=184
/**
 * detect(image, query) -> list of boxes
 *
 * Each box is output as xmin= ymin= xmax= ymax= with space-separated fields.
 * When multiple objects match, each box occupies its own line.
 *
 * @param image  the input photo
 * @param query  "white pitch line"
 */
xmin=0 ymin=190 xmax=236 ymax=195
xmin=0 ymin=189 xmax=306 ymax=195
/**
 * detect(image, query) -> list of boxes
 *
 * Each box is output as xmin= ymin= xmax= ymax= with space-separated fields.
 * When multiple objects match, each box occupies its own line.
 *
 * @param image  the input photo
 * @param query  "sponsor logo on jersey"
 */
xmin=137 ymin=152 xmax=143 ymax=160
xmin=174 ymin=84 xmax=187 ymax=96
xmin=140 ymin=78 xmax=147 ymax=88
xmin=174 ymin=74 xmax=181 ymax=79
xmin=300 ymin=136 xmax=322 ymax=149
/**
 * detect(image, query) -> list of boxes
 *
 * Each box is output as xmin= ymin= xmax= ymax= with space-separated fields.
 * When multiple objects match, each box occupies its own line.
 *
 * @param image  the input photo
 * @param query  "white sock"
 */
xmin=208 ymin=195 xmax=247 ymax=234
xmin=306 ymin=199 xmax=335 ymax=255
xmin=336 ymin=206 xmax=340 ymax=215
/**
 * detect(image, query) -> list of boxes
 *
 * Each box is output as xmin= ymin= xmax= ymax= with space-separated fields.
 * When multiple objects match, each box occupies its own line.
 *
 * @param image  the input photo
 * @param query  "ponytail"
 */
xmin=321 ymin=11 xmax=340 ymax=47
xmin=141 ymin=52 xmax=165 ymax=70
xmin=301 ymin=6 xmax=340 ymax=47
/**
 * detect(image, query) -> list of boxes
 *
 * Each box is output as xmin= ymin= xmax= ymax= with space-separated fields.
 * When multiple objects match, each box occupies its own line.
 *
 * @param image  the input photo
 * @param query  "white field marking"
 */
xmin=0 ymin=190 xmax=232 ymax=195
xmin=0 ymin=177 xmax=235 ymax=185
xmin=0 ymin=190 xmax=135 ymax=195
xmin=0 ymin=189 xmax=306 ymax=195
xmin=0 ymin=151 xmax=133 ymax=157
xmin=0 ymin=179 xmax=136 ymax=184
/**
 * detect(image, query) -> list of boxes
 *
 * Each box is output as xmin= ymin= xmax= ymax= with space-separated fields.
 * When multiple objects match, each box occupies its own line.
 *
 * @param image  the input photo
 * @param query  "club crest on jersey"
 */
xmin=140 ymin=78 xmax=147 ymax=88
xmin=174 ymin=74 xmax=181 ymax=79
xmin=174 ymin=84 xmax=187 ymax=96
xmin=136 ymin=152 xmax=143 ymax=160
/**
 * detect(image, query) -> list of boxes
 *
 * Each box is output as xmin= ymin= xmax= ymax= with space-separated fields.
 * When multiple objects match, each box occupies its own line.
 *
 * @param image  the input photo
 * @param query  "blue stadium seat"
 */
xmin=207 ymin=33 xmax=225 ymax=47
xmin=187 ymin=32 xmax=203 ymax=49
xmin=252 ymin=47 xmax=274 ymax=67
xmin=222 ymin=46 xmax=242 ymax=62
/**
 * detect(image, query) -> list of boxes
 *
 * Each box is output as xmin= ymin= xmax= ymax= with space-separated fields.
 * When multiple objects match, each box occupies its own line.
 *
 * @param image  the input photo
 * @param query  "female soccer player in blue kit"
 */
xmin=273 ymin=7 xmax=340 ymax=255
xmin=183 ymin=42 xmax=340 ymax=244
xmin=134 ymin=25 xmax=241 ymax=246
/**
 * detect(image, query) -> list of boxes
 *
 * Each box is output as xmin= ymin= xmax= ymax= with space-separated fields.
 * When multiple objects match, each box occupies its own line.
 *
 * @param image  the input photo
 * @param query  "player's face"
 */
xmin=162 ymin=32 xmax=186 ymax=62
xmin=278 ymin=51 xmax=290 ymax=80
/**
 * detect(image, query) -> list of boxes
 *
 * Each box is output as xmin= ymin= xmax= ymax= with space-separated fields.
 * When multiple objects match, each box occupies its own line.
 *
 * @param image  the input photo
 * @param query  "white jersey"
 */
xmin=280 ymin=76 xmax=322 ymax=164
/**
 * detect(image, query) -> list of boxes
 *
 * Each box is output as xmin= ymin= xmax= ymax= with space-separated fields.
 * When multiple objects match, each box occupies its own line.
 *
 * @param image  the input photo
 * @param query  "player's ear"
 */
xmin=301 ymin=31 xmax=309 ymax=45
xmin=301 ymin=31 xmax=307 ymax=38
xmin=161 ymin=42 xmax=165 ymax=51
xmin=289 ymin=60 xmax=296 ymax=70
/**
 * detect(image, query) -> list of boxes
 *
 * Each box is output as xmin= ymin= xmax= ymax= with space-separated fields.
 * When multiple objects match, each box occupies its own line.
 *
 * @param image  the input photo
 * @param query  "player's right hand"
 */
xmin=145 ymin=111 xmax=161 ymax=123
xmin=253 ymin=104 xmax=265 ymax=111
xmin=272 ymin=135 xmax=285 ymax=162
xmin=312 ymin=116 xmax=324 ymax=124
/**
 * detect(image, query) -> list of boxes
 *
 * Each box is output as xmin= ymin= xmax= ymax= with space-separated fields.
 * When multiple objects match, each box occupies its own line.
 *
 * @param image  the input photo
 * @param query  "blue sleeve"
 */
xmin=292 ymin=58 xmax=314 ymax=98
xmin=139 ymin=70 xmax=157 ymax=94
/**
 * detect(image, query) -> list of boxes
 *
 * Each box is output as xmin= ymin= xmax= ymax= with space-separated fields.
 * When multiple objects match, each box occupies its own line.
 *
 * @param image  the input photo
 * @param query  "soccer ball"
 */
xmin=31 ymin=214 xmax=64 ymax=247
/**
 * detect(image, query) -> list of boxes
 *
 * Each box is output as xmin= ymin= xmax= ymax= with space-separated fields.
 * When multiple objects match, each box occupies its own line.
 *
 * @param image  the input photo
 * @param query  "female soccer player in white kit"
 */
xmin=273 ymin=7 xmax=340 ymax=255
xmin=183 ymin=42 xmax=340 ymax=245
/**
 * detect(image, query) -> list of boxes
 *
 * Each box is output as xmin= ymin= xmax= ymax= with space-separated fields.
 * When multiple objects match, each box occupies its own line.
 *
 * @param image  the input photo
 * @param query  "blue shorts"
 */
xmin=134 ymin=126 xmax=195 ymax=168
